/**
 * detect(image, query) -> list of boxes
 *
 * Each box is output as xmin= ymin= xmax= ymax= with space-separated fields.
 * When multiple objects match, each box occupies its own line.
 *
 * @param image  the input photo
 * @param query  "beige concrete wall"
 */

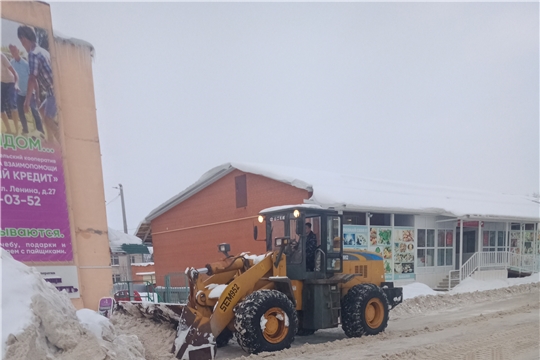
xmin=1 ymin=1 xmax=111 ymax=310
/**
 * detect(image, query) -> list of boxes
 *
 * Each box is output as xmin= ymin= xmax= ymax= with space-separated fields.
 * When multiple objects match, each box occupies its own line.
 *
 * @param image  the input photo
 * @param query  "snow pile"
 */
xmin=401 ymin=282 xmax=440 ymax=300
xmin=393 ymin=280 xmax=539 ymax=317
xmin=451 ymin=273 xmax=540 ymax=294
xmin=1 ymin=249 xmax=145 ymax=360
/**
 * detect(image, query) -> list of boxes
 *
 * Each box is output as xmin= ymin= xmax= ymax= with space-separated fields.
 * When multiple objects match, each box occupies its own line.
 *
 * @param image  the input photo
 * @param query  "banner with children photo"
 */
xmin=1 ymin=18 xmax=72 ymax=262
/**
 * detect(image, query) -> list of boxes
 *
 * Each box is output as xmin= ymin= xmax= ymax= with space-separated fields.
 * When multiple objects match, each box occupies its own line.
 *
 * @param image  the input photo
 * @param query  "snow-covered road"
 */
xmin=111 ymin=281 xmax=539 ymax=360
xmin=217 ymin=283 xmax=539 ymax=360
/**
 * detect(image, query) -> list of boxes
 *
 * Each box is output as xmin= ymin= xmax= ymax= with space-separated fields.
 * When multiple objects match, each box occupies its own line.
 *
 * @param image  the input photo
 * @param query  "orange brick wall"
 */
xmin=131 ymin=264 xmax=155 ymax=282
xmin=151 ymin=170 xmax=310 ymax=286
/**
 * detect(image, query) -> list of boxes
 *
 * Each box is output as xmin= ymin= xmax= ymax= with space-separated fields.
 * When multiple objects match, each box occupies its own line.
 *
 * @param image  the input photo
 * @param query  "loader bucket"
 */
xmin=173 ymin=305 xmax=216 ymax=360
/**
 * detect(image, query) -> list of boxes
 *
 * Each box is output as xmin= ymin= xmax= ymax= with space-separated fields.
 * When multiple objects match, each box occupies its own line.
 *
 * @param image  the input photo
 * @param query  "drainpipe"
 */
xmin=459 ymin=219 xmax=463 ymax=281
xmin=505 ymin=222 xmax=509 ymax=271
xmin=478 ymin=221 xmax=482 ymax=270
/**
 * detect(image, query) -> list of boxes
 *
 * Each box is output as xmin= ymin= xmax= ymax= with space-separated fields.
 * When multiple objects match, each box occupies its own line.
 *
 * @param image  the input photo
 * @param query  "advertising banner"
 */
xmin=1 ymin=18 xmax=72 ymax=262
xmin=343 ymin=225 xmax=368 ymax=249
xmin=369 ymin=226 xmax=393 ymax=280
xmin=393 ymin=228 xmax=415 ymax=280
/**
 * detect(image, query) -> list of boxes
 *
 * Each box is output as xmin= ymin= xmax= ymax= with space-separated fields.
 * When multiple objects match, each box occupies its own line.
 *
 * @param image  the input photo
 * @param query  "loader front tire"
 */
xmin=234 ymin=289 xmax=298 ymax=354
xmin=341 ymin=284 xmax=389 ymax=337
xmin=216 ymin=328 xmax=233 ymax=348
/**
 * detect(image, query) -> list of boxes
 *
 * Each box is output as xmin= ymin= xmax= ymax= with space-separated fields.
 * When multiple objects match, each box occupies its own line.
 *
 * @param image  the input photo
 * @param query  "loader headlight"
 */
xmin=258 ymin=215 xmax=264 ymax=223
xmin=218 ymin=243 xmax=231 ymax=256
xmin=293 ymin=210 xmax=300 ymax=218
xmin=275 ymin=238 xmax=289 ymax=247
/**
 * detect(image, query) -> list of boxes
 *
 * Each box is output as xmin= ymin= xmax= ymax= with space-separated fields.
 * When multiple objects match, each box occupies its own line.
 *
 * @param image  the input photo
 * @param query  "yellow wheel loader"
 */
xmin=170 ymin=205 xmax=403 ymax=360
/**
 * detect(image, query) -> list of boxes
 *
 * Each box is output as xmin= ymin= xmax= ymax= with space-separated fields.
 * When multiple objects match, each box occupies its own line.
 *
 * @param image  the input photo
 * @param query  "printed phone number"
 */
xmin=1 ymin=194 xmax=41 ymax=206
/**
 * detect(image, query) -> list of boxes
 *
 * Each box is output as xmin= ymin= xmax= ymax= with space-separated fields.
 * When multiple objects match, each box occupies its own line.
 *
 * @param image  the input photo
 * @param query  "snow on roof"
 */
xmin=135 ymin=272 xmax=155 ymax=276
xmin=53 ymin=30 xmax=95 ymax=56
xmin=131 ymin=262 xmax=154 ymax=267
xmin=260 ymin=204 xmax=325 ymax=214
xmin=108 ymin=227 xmax=143 ymax=253
xmin=146 ymin=162 xmax=539 ymax=222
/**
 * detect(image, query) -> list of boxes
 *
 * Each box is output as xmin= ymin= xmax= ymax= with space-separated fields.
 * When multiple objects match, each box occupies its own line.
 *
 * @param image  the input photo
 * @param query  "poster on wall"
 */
xmin=343 ymin=225 xmax=368 ymax=249
xmin=369 ymin=227 xmax=393 ymax=280
xmin=0 ymin=18 xmax=72 ymax=262
xmin=36 ymin=266 xmax=80 ymax=298
xmin=393 ymin=228 xmax=415 ymax=280
xmin=510 ymin=231 xmax=521 ymax=254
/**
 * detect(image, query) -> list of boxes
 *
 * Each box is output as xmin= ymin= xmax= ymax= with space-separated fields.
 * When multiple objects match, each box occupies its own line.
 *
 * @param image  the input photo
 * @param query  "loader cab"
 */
xmin=259 ymin=205 xmax=343 ymax=281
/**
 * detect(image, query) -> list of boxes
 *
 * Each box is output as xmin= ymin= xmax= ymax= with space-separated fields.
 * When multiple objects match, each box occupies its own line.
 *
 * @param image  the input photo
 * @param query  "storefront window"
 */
xmin=417 ymin=229 xmax=435 ymax=267
xmin=437 ymin=230 xmax=453 ymax=266
xmin=483 ymin=230 xmax=506 ymax=252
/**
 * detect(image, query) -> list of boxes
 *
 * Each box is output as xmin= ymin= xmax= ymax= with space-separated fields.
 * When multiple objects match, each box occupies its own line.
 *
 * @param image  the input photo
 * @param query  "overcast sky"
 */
xmin=48 ymin=2 xmax=539 ymax=233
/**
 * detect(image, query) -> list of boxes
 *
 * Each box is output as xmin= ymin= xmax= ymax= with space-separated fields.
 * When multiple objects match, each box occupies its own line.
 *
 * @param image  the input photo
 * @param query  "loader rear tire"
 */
xmin=216 ymin=328 xmax=233 ymax=348
xmin=341 ymin=284 xmax=389 ymax=337
xmin=234 ymin=289 xmax=298 ymax=354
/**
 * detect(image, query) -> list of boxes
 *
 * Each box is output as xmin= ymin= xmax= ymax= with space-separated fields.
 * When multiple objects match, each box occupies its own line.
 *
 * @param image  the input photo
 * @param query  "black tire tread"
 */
xmin=341 ymin=284 xmax=389 ymax=338
xmin=216 ymin=328 xmax=233 ymax=348
xmin=234 ymin=289 xmax=298 ymax=354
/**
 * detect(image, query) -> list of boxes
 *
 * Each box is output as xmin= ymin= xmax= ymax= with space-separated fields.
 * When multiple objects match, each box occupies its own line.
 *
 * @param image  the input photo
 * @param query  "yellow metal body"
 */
xmin=184 ymin=248 xmax=385 ymax=340
xmin=186 ymin=252 xmax=288 ymax=338
xmin=340 ymin=249 xmax=386 ymax=296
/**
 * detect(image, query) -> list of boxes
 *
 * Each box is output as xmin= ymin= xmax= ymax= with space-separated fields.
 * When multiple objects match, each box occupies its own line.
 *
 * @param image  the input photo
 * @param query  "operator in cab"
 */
xmin=305 ymin=222 xmax=317 ymax=271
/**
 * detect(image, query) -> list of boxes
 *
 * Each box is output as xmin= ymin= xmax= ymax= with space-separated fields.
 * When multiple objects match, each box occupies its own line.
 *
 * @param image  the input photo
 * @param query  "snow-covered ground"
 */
xmin=2 ymin=248 xmax=538 ymax=360
xmin=110 ymin=274 xmax=539 ymax=360
xmin=400 ymin=273 xmax=539 ymax=299
xmin=0 ymin=249 xmax=146 ymax=359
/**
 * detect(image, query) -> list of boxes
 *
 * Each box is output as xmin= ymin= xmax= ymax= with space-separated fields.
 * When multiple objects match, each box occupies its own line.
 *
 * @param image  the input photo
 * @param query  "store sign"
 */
xmin=37 ymin=266 xmax=80 ymax=298
xmin=457 ymin=220 xmax=484 ymax=227
xmin=0 ymin=18 xmax=72 ymax=262
xmin=343 ymin=225 xmax=369 ymax=249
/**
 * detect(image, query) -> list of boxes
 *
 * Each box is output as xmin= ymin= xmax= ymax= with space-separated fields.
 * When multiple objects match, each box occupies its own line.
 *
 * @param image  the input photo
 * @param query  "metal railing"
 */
xmin=448 ymin=251 xmax=539 ymax=290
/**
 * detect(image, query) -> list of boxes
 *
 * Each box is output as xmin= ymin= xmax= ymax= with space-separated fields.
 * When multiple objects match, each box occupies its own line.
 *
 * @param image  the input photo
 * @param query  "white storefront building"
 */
xmin=205 ymin=163 xmax=539 ymax=289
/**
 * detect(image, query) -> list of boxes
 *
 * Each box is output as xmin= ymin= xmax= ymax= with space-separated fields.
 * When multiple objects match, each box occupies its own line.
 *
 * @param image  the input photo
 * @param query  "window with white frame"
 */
xmin=483 ymin=231 xmax=506 ymax=252
xmin=111 ymin=254 xmax=119 ymax=266
xmin=417 ymin=229 xmax=435 ymax=267
xmin=112 ymin=274 xmax=121 ymax=283
xmin=437 ymin=230 xmax=453 ymax=266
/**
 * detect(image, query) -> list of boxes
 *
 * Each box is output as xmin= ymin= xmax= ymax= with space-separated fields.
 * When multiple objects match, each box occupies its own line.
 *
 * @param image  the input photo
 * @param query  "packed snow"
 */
xmin=209 ymin=284 xmax=228 ymax=299
xmin=242 ymin=253 xmax=267 ymax=264
xmin=260 ymin=315 xmax=268 ymax=331
xmin=1 ymin=249 xmax=145 ymax=360
xmin=451 ymin=273 xmax=539 ymax=294
xmin=401 ymin=282 xmax=440 ymax=300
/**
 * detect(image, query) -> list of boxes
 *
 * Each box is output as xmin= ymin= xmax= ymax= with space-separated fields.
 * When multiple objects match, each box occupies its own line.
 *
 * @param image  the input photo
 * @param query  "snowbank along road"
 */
xmin=112 ymin=282 xmax=539 ymax=360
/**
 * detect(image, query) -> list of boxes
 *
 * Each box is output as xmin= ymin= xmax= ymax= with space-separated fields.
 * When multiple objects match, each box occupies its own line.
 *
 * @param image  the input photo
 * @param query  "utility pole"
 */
xmin=118 ymin=184 xmax=128 ymax=234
